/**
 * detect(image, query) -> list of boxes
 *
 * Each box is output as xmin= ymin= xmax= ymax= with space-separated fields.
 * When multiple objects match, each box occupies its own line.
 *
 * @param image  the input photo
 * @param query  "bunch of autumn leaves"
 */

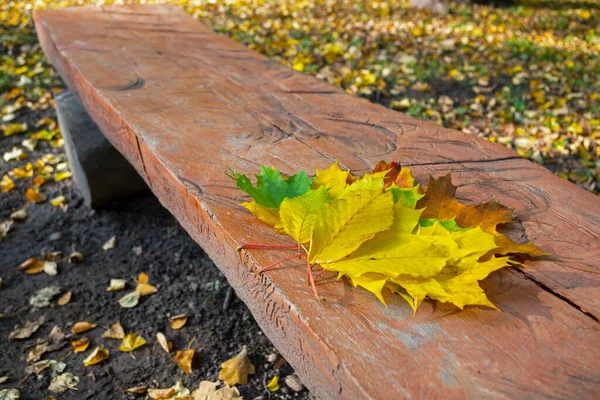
xmin=230 ymin=161 xmax=545 ymax=312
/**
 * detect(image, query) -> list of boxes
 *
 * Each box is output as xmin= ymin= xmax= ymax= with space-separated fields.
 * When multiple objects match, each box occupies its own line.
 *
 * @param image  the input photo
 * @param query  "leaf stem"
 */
xmin=236 ymin=244 xmax=297 ymax=252
xmin=257 ymin=254 xmax=301 ymax=273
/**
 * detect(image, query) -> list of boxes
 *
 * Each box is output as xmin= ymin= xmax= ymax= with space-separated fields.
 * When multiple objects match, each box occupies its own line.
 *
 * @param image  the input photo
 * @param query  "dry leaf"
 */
xmin=45 ymin=251 xmax=62 ymax=261
xmin=156 ymin=332 xmax=172 ymax=354
xmin=54 ymin=170 xmax=72 ymax=182
xmin=43 ymin=261 xmax=58 ymax=276
xmin=136 ymin=272 xmax=158 ymax=296
xmin=169 ymin=314 xmax=188 ymax=330
xmin=9 ymin=207 xmax=27 ymax=221
xmin=1 ymin=175 xmax=15 ymax=193
xmin=102 ymin=236 xmax=116 ymax=251
xmin=25 ymin=188 xmax=47 ymax=203
xmin=68 ymin=251 xmax=84 ymax=263
xmin=83 ymin=347 xmax=109 ymax=366
xmin=30 ymin=286 xmax=61 ymax=308
xmin=57 ymin=291 xmax=72 ymax=306
xmin=174 ymin=349 xmax=194 ymax=376
xmin=192 ymin=381 xmax=242 ymax=400
xmin=25 ymin=359 xmax=65 ymax=377
xmin=72 ymin=338 xmax=90 ymax=353
xmin=218 ymin=346 xmax=255 ymax=386
xmin=18 ymin=257 xmax=45 ymax=274
xmin=267 ymin=376 xmax=280 ymax=392
xmin=0 ymin=220 xmax=12 ymax=241
xmin=0 ymin=377 xmax=7 ymax=384
xmin=48 ymin=373 xmax=79 ymax=393
xmin=125 ymin=386 xmax=147 ymax=394
xmin=0 ymin=389 xmax=20 ymax=400
xmin=71 ymin=321 xmax=96 ymax=334
xmin=119 ymin=333 xmax=147 ymax=353
xmin=107 ymin=279 xmax=127 ymax=291
xmin=9 ymin=316 xmax=45 ymax=340
xmin=50 ymin=195 xmax=65 ymax=207
xmin=148 ymin=380 xmax=190 ymax=399
xmin=3 ymin=147 xmax=27 ymax=162
xmin=118 ymin=291 xmax=141 ymax=308
xmin=102 ymin=321 xmax=125 ymax=340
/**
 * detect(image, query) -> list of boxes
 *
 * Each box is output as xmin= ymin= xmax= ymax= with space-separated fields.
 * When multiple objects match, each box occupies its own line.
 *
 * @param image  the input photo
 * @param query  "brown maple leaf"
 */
xmin=416 ymin=172 xmax=515 ymax=234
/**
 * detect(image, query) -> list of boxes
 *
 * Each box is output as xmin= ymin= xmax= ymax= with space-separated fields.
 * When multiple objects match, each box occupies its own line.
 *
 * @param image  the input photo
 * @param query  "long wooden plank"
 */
xmin=34 ymin=5 xmax=600 ymax=399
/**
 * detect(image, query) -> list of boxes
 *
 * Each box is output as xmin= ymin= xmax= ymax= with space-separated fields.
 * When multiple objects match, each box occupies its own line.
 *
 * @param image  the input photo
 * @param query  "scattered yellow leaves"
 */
xmin=83 ymin=347 xmax=109 ymax=366
xmin=102 ymin=321 xmax=125 ymax=340
xmin=169 ymin=314 xmax=188 ymax=330
xmin=71 ymin=338 xmax=90 ymax=353
xmin=218 ymin=346 xmax=255 ymax=386
xmin=119 ymin=333 xmax=147 ymax=353
xmin=71 ymin=321 xmax=96 ymax=334
xmin=192 ymin=380 xmax=242 ymax=400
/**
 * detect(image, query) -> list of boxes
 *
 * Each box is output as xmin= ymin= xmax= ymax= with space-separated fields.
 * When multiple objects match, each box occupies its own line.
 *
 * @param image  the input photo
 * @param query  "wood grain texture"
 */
xmin=34 ymin=5 xmax=600 ymax=399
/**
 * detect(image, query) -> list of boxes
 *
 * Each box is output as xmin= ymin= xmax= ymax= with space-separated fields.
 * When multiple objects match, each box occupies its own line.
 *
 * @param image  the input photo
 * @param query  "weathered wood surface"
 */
xmin=34 ymin=5 xmax=600 ymax=399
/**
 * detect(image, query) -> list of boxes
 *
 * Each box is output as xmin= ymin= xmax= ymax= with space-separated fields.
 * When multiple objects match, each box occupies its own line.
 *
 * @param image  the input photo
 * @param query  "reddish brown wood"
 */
xmin=34 ymin=5 xmax=600 ymax=399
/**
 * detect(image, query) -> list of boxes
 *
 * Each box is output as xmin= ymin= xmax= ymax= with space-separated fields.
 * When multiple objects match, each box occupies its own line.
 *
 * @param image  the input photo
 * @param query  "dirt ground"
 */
xmin=0 ymin=95 xmax=309 ymax=399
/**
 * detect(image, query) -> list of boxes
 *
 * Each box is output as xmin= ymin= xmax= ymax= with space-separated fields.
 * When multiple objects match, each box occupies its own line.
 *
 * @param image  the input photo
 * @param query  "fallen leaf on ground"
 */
xmin=48 ymin=373 xmax=79 ymax=393
xmin=67 ymin=251 xmax=84 ymax=263
xmin=169 ymin=314 xmax=188 ymax=330
xmin=71 ymin=321 xmax=96 ymax=334
xmin=156 ymin=332 xmax=172 ymax=354
xmin=174 ymin=348 xmax=195 ymax=376
xmin=30 ymin=286 xmax=61 ymax=308
xmin=45 ymin=251 xmax=62 ymax=261
xmin=102 ymin=322 xmax=125 ymax=340
xmin=72 ymin=338 xmax=90 ymax=353
xmin=3 ymin=147 xmax=27 ymax=162
xmin=50 ymin=195 xmax=65 ymax=207
xmin=0 ymin=220 xmax=12 ymax=241
xmin=83 ymin=347 xmax=109 ymax=366
xmin=118 ymin=291 xmax=140 ymax=308
xmin=25 ymin=188 xmax=46 ymax=203
xmin=267 ymin=376 xmax=280 ymax=392
xmin=192 ymin=381 xmax=242 ymax=400
xmin=43 ymin=261 xmax=58 ymax=276
xmin=25 ymin=359 xmax=66 ymax=377
xmin=136 ymin=273 xmax=158 ymax=296
xmin=119 ymin=333 xmax=147 ymax=353
xmin=57 ymin=291 xmax=72 ymax=306
xmin=9 ymin=316 xmax=45 ymax=340
xmin=9 ymin=207 xmax=27 ymax=221
xmin=102 ymin=236 xmax=116 ymax=251
xmin=3 ymin=122 xmax=27 ymax=136
xmin=0 ymin=389 xmax=20 ymax=400
xmin=107 ymin=279 xmax=126 ymax=291
xmin=54 ymin=171 xmax=71 ymax=182
xmin=18 ymin=257 xmax=46 ymax=274
xmin=125 ymin=386 xmax=147 ymax=394
xmin=148 ymin=380 xmax=190 ymax=399
xmin=0 ymin=175 xmax=15 ymax=193
xmin=218 ymin=346 xmax=255 ymax=386
xmin=0 ymin=377 xmax=7 ymax=384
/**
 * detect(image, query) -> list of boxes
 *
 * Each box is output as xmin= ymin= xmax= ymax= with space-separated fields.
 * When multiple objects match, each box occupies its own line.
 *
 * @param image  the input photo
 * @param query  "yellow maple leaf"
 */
xmin=311 ymin=161 xmax=349 ymax=197
xmin=242 ymin=201 xmax=283 ymax=230
xmin=280 ymin=186 xmax=330 ymax=244
xmin=218 ymin=346 xmax=255 ymax=386
xmin=308 ymin=186 xmax=394 ymax=264
xmin=119 ymin=333 xmax=147 ymax=353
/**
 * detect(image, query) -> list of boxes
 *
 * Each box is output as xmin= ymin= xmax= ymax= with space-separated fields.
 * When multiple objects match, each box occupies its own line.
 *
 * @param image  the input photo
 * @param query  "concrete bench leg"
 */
xmin=56 ymin=91 xmax=148 ymax=208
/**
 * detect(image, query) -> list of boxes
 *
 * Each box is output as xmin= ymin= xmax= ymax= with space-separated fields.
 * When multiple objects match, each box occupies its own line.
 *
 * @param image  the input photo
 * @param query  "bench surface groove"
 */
xmin=34 ymin=5 xmax=600 ymax=399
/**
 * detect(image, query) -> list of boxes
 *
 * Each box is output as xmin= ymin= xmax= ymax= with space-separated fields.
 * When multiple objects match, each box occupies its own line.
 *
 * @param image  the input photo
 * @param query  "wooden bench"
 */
xmin=33 ymin=5 xmax=600 ymax=399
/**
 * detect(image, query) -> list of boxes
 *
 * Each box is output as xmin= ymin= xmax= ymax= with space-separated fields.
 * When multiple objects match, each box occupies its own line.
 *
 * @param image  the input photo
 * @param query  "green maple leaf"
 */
xmin=228 ymin=165 xmax=312 ymax=209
